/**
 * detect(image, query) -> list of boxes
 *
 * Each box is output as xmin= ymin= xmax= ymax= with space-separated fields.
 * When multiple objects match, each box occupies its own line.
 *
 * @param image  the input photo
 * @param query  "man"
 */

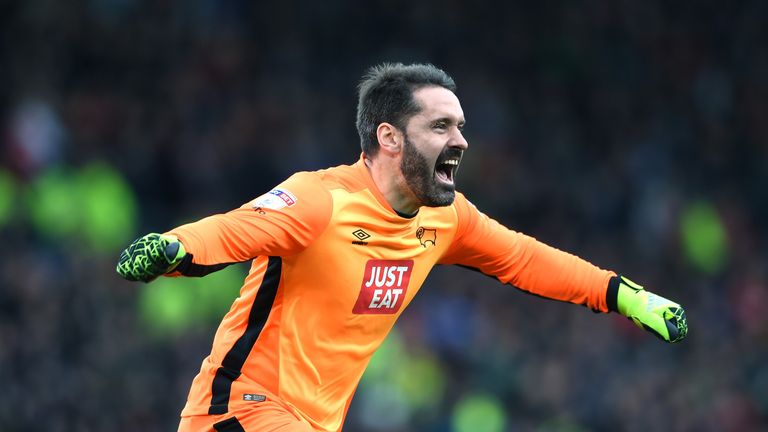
xmin=117 ymin=63 xmax=687 ymax=432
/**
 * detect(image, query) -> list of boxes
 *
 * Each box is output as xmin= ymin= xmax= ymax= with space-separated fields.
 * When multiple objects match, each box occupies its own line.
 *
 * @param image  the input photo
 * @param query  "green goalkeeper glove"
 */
xmin=612 ymin=276 xmax=688 ymax=343
xmin=116 ymin=233 xmax=187 ymax=282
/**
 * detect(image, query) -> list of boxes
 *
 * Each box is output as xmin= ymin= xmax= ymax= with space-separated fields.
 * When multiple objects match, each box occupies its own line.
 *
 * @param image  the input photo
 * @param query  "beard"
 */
xmin=400 ymin=135 xmax=457 ymax=208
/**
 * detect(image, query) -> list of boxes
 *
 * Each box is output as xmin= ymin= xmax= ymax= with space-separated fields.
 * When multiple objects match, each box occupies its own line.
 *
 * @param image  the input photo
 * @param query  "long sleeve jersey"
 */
xmin=168 ymin=156 xmax=615 ymax=431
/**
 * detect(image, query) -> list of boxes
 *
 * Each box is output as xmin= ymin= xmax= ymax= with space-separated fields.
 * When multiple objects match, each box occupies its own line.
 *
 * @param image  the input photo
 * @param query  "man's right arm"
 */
xmin=116 ymin=171 xmax=332 ymax=282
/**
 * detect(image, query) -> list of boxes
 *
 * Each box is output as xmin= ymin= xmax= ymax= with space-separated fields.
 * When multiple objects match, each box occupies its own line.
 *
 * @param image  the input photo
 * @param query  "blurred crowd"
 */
xmin=1 ymin=0 xmax=767 ymax=431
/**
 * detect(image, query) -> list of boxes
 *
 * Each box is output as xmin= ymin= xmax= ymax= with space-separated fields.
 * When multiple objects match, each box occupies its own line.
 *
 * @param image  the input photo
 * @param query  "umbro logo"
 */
xmin=352 ymin=229 xmax=371 ymax=246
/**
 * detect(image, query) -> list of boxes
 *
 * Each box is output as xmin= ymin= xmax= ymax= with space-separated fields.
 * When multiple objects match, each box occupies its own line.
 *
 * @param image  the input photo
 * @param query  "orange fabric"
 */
xmin=178 ymin=398 xmax=314 ymax=432
xmin=439 ymin=195 xmax=615 ymax=311
xmin=168 ymin=156 xmax=614 ymax=431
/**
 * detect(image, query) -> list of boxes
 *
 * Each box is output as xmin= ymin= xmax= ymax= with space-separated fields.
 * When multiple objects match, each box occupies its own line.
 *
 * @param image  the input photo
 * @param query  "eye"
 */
xmin=432 ymin=121 xmax=447 ymax=130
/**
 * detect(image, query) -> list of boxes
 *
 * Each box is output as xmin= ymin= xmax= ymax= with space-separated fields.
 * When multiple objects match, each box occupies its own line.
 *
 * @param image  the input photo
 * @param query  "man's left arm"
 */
xmin=439 ymin=193 xmax=687 ymax=343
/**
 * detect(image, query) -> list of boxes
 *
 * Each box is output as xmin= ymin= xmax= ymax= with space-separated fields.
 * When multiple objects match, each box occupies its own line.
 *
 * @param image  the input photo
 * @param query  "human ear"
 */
xmin=376 ymin=123 xmax=402 ymax=155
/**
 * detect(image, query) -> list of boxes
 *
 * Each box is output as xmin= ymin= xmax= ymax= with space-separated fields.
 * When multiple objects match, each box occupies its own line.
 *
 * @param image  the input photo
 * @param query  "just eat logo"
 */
xmin=352 ymin=260 xmax=414 ymax=314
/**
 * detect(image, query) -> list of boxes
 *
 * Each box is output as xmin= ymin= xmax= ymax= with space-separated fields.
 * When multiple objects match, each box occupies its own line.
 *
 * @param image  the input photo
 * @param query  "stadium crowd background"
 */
xmin=1 ymin=1 xmax=767 ymax=431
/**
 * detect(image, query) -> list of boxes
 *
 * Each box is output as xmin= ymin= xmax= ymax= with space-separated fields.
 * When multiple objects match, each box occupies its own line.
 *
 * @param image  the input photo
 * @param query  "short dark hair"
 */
xmin=356 ymin=63 xmax=457 ymax=157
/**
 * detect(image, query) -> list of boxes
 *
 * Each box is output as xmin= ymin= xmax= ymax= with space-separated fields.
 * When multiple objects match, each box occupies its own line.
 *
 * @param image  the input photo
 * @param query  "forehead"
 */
xmin=411 ymin=86 xmax=464 ymax=121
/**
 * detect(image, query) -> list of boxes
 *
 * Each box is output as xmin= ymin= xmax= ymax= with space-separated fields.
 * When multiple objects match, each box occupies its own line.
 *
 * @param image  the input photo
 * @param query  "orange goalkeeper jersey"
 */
xmin=168 ymin=155 xmax=614 ymax=431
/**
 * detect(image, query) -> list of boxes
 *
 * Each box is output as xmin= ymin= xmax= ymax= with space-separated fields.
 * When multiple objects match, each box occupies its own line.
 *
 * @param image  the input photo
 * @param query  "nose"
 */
xmin=451 ymin=128 xmax=469 ymax=150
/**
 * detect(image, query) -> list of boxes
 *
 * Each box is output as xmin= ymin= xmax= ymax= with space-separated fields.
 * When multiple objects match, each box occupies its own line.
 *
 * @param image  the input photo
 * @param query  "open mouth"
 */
xmin=435 ymin=158 xmax=460 ymax=185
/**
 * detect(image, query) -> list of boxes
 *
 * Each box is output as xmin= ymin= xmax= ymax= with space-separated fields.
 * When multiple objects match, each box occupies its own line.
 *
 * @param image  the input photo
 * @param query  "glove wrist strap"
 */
xmin=607 ymin=276 xmax=620 ymax=313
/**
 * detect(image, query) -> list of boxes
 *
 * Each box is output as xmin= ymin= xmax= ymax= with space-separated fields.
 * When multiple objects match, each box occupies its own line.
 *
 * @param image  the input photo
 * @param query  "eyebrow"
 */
xmin=431 ymin=117 xmax=466 ymax=126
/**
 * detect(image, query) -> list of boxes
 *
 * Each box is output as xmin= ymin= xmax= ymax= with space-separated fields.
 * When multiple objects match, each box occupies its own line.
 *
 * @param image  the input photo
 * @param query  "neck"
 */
xmin=364 ymin=155 xmax=420 ymax=216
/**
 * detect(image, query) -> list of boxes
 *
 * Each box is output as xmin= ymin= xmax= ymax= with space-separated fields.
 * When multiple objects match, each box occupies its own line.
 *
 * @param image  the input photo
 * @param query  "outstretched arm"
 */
xmin=116 ymin=171 xmax=332 ymax=282
xmin=441 ymin=193 xmax=687 ymax=343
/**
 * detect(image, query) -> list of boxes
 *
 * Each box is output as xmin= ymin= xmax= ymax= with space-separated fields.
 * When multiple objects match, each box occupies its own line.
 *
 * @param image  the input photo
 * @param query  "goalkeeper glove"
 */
xmin=116 ymin=233 xmax=187 ymax=282
xmin=611 ymin=276 xmax=688 ymax=343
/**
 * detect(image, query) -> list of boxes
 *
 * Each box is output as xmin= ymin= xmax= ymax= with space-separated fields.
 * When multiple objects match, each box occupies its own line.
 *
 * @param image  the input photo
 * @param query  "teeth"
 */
xmin=443 ymin=160 xmax=459 ymax=166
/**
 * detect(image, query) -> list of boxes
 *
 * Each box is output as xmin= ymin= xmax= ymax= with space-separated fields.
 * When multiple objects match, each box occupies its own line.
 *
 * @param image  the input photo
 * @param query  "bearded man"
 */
xmin=117 ymin=63 xmax=687 ymax=432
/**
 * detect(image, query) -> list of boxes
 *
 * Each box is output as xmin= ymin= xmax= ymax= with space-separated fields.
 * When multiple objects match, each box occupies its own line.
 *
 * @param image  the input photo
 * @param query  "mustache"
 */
xmin=437 ymin=148 xmax=464 ymax=163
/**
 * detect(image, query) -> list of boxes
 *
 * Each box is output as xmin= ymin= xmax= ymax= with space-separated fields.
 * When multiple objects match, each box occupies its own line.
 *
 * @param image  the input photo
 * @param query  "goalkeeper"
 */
xmin=117 ymin=63 xmax=687 ymax=432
